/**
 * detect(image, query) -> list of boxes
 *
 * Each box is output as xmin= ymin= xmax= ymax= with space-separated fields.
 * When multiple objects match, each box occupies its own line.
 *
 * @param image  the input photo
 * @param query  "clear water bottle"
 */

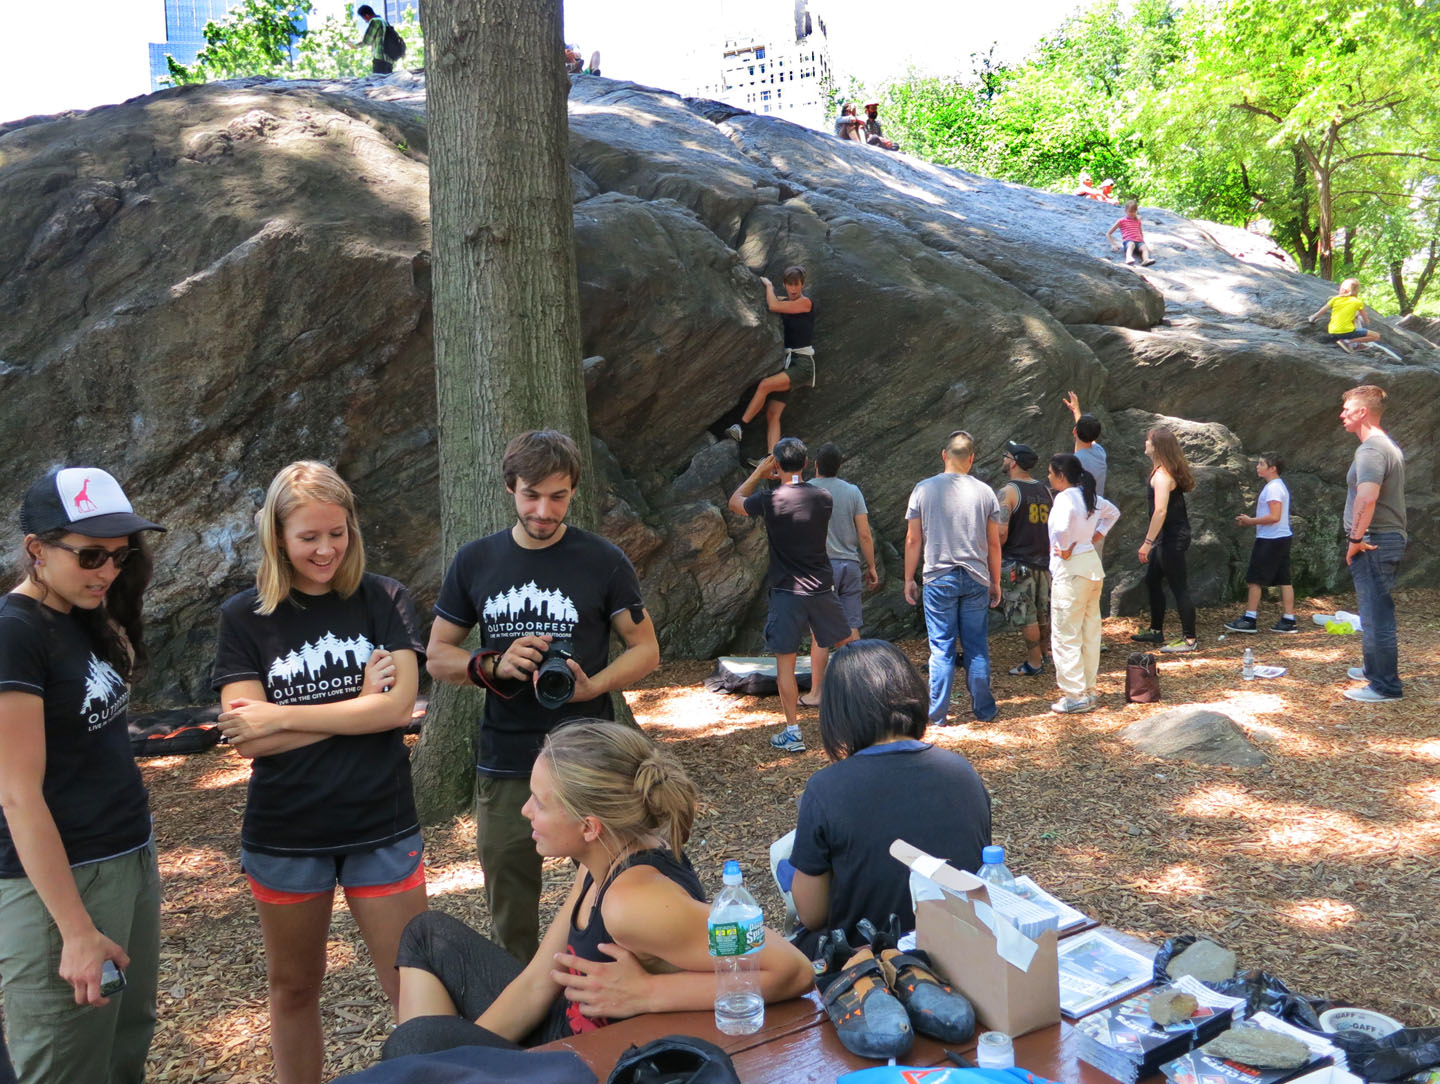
xmin=1242 ymin=648 xmax=1255 ymax=681
xmin=708 ymin=860 xmax=765 ymax=1035
xmin=976 ymin=845 xmax=1017 ymax=891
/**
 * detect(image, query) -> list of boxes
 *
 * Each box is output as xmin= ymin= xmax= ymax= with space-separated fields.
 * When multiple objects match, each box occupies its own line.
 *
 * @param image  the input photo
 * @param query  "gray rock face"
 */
xmin=1148 ymin=988 xmax=1200 ymax=1025
xmin=1203 ymin=1027 xmax=1310 ymax=1069
xmin=1123 ymin=710 xmax=1269 ymax=768
xmin=1165 ymin=939 xmax=1238 ymax=984
xmin=2 ymin=72 xmax=1438 ymax=706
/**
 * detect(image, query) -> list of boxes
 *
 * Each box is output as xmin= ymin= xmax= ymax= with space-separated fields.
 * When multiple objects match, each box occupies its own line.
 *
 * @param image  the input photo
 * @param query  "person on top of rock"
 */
xmin=1107 ymin=200 xmax=1155 ymax=265
xmin=381 ymin=721 xmax=814 ymax=1059
xmin=725 ymin=267 xmax=817 ymax=458
xmin=1309 ymin=279 xmax=1381 ymax=352
xmin=834 ymin=103 xmax=866 ymax=142
xmin=1096 ymin=178 xmax=1118 ymax=203
xmin=213 ymin=461 xmax=428 ymax=1084
xmin=862 ymin=103 xmax=898 ymax=150
xmin=1075 ymin=170 xmax=1101 ymax=199
xmin=729 ymin=438 xmax=856 ymax=754
xmin=353 ymin=5 xmax=393 ymax=75
xmin=995 ymin=441 xmax=1053 ymax=677
xmin=1132 ymin=427 xmax=1199 ymax=654
xmin=564 ymin=45 xmax=585 ymax=74
xmin=1225 ymin=452 xmax=1297 ymax=635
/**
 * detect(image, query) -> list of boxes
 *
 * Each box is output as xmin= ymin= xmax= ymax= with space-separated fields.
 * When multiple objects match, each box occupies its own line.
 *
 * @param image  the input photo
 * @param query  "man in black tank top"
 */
xmin=995 ymin=442 xmax=1053 ymax=677
xmin=724 ymin=265 xmax=817 ymax=461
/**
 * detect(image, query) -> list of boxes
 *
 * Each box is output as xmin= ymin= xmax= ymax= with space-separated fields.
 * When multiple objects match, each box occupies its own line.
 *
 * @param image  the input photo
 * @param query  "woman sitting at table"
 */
xmin=788 ymin=640 xmax=992 ymax=957
xmin=383 ymin=720 xmax=814 ymax=1058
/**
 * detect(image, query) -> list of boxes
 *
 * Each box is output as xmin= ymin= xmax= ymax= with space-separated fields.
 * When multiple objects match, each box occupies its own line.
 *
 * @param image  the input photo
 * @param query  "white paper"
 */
xmin=1251 ymin=664 xmax=1287 ymax=678
xmin=972 ymin=896 xmax=1041 ymax=972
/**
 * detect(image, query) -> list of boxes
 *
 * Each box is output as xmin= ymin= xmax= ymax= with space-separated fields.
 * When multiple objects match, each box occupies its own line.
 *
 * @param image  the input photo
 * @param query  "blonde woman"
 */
xmin=213 ymin=462 xmax=426 ymax=1084
xmin=383 ymin=720 xmax=814 ymax=1058
xmin=1132 ymin=428 xmax=1199 ymax=653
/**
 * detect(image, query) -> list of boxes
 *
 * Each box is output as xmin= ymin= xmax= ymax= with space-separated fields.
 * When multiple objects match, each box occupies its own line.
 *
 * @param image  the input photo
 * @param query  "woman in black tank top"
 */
xmin=382 ymin=721 xmax=813 ymax=1059
xmin=725 ymin=266 xmax=817 ymax=460
xmin=1133 ymin=427 xmax=1198 ymax=651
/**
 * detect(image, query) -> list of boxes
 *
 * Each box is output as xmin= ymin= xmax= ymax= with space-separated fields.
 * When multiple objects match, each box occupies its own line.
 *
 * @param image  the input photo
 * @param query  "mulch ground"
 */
xmin=110 ymin=590 xmax=1440 ymax=1079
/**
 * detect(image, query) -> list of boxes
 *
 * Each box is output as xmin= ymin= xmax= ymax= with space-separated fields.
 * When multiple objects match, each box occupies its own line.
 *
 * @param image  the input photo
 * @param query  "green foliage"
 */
xmin=162 ymin=0 xmax=424 ymax=86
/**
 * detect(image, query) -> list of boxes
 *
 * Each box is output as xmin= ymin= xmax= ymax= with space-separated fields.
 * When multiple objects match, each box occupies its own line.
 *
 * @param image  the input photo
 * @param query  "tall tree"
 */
xmin=410 ymin=0 xmax=595 ymax=821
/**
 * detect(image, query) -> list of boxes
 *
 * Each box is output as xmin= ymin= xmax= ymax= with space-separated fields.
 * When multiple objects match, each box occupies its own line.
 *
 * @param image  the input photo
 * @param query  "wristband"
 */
xmin=467 ymin=650 xmax=515 ymax=699
xmin=1143 ymin=538 xmax=1156 ymax=545
xmin=1349 ymin=535 xmax=1366 ymax=544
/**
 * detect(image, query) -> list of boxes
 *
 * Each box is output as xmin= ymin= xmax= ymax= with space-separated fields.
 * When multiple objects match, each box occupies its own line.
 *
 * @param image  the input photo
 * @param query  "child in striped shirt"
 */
xmin=1106 ymin=199 xmax=1155 ymax=266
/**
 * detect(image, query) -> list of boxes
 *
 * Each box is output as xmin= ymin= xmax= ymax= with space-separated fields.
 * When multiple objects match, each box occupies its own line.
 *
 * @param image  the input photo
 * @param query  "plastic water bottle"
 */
xmin=708 ymin=860 xmax=765 ymax=1035
xmin=976 ymin=845 xmax=1017 ymax=891
xmin=1242 ymin=648 xmax=1255 ymax=681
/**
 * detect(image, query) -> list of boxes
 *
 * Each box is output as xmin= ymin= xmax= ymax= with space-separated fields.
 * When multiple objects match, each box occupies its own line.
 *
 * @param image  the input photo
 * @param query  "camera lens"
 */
xmin=535 ymin=655 xmax=575 ymax=710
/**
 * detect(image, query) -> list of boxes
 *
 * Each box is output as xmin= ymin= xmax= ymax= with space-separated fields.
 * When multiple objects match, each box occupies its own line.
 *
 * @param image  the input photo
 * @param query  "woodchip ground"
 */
xmin=91 ymin=591 xmax=1440 ymax=1080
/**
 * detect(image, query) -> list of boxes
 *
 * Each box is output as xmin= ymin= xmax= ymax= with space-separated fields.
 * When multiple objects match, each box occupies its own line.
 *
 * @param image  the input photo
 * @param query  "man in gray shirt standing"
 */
xmin=904 ymin=430 xmax=1003 ymax=724
xmin=1340 ymin=384 xmax=1406 ymax=703
xmin=806 ymin=443 xmax=879 ymax=706
xmin=1064 ymin=391 xmax=1108 ymax=497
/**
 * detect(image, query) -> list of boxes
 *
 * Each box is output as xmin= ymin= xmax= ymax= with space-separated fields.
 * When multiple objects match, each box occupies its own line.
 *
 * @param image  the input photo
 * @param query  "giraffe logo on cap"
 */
xmin=73 ymin=477 xmax=97 ymax=513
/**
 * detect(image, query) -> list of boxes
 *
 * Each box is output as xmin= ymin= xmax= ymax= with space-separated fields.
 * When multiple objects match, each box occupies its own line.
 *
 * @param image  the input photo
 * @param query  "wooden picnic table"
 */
xmin=540 ymin=929 xmax=1159 ymax=1083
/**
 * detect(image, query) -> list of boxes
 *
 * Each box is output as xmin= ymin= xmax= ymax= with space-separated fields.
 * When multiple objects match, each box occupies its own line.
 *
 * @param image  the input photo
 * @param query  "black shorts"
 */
xmin=1321 ymin=328 xmax=1367 ymax=343
xmin=764 ymin=590 xmax=851 ymax=654
xmin=1246 ymin=536 xmax=1293 ymax=587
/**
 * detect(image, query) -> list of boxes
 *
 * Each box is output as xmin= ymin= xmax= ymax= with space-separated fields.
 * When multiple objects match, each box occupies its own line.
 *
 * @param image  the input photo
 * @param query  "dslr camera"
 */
xmin=534 ymin=638 xmax=578 ymax=710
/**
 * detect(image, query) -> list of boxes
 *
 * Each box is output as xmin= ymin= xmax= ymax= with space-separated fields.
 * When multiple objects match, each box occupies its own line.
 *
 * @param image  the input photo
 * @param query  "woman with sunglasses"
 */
xmin=213 ymin=462 xmax=427 ymax=1084
xmin=0 ymin=468 xmax=165 ymax=1084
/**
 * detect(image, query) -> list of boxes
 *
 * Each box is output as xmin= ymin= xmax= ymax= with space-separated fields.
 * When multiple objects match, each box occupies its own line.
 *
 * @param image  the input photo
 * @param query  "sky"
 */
xmin=1 ymin=0 xmax=1084 ymax=125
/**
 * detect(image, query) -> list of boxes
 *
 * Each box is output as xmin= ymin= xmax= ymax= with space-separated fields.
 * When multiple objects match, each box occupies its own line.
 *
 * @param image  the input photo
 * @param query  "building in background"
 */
xmin=691 ymin=0 xmax=832 ymax=131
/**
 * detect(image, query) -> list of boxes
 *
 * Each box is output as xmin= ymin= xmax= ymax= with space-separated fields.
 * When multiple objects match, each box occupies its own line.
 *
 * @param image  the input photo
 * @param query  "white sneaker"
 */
xmin=724 ymin=424 xmax=743 ymax=442
xmin=1343 ymin=686 xmax=1401 ymax=703
xmin=1346 ymin=667 xmax=1367 ymax=681
xmin=769 ymin=729 xmax=807 ymax=753
xmin=1050 ymin=696 xmax=1096 ymax=714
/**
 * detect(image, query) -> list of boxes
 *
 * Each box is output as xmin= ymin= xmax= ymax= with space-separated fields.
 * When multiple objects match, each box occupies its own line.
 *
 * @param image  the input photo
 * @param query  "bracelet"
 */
xmin=1143 ymin=538 xmax=1156 ymax=545
xmin=1349 ymin=535 xmax=1366 ymax=544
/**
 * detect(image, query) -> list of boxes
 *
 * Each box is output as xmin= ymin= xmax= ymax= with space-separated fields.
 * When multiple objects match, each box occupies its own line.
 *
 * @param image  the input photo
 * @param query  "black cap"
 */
xmin=21 ymin=468 xmax=165 ymax=538
xmin=1004 ymin=441 xmax=1038 ymax=470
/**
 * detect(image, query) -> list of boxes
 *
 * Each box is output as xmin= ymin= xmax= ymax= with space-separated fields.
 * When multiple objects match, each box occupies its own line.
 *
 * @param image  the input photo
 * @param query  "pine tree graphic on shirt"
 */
xmin=81 ymin=654 xmax=126 ymax=715
xmin=267 ymin=632 xmax=374 ymax=685
xmin=482 ymin=581 xmax=579 ymax=626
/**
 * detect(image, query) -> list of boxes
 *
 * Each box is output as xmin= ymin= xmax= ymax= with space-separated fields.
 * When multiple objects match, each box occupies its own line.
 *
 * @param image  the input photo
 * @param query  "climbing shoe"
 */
xmin=878 ymin=948 xmax=976 ymax=1043
xmin=818 ymin=945 xmax=913 ymax=1060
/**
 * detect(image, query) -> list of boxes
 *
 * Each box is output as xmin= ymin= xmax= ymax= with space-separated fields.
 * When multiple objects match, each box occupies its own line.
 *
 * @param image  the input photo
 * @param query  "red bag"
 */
xmin=1125 ymin=652 xmax=1161 ymax=703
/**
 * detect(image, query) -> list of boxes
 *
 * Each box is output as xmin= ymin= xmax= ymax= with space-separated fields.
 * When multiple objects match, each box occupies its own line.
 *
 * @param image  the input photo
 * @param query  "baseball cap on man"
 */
xmin=1004 ymin=441 xmax=1038 ymax=470
xmin=21 ymin=468 xmax=166 ymax=538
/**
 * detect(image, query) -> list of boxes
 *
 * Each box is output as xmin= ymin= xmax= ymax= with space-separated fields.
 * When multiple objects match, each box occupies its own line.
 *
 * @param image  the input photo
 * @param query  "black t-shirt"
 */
xmin=781 ymin=301 xmax=816 ymax=349
xmin=434 ymin=526 xmax=646 ymax=777
xmin=1001 ymin=479 xmax=1054 ymax=570
xmin=211 ymin=573 xmax=425 ymax=856
xmin=744 ymin=481 xmax=834 ymax=595
xmin=789 ymin=741 xmax=991 ymax=947
xmin=0 ymin=593 xmax=150 ymax=877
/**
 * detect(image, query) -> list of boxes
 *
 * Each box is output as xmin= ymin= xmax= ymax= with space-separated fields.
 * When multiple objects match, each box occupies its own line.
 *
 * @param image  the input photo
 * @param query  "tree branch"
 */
xmin=1230 ymin=100 xmax=1283 ymax=124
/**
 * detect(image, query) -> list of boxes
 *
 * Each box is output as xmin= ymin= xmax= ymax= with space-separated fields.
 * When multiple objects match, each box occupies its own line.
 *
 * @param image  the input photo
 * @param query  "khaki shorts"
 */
xmin=774 ymin=350 xmax=816 ymax=401
xmin=1001 ymin=566 xmax=1051 ymax=628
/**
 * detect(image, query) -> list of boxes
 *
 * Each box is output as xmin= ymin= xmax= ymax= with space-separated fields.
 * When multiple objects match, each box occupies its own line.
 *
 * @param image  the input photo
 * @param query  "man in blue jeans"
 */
xmin=904 ymin=430 xmax=1003 ymax=723
xmin=1339 ymin=384 xmax=1407 ymax=703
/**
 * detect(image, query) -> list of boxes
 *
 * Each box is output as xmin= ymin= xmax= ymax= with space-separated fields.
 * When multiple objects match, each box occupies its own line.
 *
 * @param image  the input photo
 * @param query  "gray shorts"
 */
xmin=830 ymin=558 xmax=864 ymax=630
xmin=765 ymin=589 xmax=851 ymax=654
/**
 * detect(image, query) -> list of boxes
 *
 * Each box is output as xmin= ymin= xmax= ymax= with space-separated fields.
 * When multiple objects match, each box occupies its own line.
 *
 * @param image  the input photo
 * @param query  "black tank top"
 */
xmin=1148 ymin=474 xmax=1191 ymax=547
xmin=781 ymin=301 xmax=816 ymax=349
xmin=1000 ymin=479 xmax=1053 ymax=569
xmin=562 ymin=848 xmax=706 ymax=1034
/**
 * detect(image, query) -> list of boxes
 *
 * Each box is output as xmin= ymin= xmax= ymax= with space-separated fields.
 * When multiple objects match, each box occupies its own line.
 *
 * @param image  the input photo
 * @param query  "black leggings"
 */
xmin=1146 ymin=543 xmax=1196 ymax=639
xmin=381 ymin=912 xmax=570 ymax=1061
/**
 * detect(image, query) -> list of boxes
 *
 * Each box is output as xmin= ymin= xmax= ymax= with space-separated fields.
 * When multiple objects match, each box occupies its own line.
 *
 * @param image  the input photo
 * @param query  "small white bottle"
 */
xmin=1242 ymin=648 xmax=1255 ymax=681
xmin=976 ymin=845 xmax=1017 ymax=891
xmin=708 ymin=860 xmax=765 ymax=1035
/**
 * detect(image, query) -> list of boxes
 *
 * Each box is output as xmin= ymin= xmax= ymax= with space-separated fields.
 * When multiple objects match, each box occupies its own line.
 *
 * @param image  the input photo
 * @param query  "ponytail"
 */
xmin=1078 ymin=469 xmax=1097 ymax=516
xmin=1049 ymin=454 xmax=1096 ymax=515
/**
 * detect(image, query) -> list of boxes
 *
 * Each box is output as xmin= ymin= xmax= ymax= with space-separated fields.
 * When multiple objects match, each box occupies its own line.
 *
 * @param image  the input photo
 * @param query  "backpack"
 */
xmin=382 ymin=23 xmax=407 ymax=61
xmin=606 ymin=1036 xmax=741 ymax=1084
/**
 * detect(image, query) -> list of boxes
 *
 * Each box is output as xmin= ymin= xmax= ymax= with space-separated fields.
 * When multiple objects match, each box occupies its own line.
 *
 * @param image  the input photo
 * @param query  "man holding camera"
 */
xmin=426 ymin=430 xmax=659 ymax=960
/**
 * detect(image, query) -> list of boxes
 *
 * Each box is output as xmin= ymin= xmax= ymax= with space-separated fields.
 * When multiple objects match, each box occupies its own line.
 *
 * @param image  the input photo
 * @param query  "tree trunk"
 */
xmin=412 ymin=0 xmax=594 ymax=824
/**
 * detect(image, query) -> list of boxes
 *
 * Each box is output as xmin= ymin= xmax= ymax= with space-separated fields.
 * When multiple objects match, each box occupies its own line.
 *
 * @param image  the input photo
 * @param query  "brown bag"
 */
xmin=1125 ymin=652 xmax=1161 ymax=702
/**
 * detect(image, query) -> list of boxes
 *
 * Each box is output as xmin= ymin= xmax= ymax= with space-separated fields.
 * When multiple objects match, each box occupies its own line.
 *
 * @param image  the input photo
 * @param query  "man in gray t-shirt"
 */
xmin=809 ymin=442 xmax=879 ymax=634
xmin=1340 ymin=384 xmax=1406 ymax=703
xmin=904 ymin=431 xmax=1002 ymax=724
xmin=1065 ymin=390 xmax=1108 ymax=496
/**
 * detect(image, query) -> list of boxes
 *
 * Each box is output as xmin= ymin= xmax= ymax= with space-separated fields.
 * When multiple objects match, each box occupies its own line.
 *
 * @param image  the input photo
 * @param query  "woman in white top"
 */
xmin=1047 ymin=454 xmax=1119 ymax=714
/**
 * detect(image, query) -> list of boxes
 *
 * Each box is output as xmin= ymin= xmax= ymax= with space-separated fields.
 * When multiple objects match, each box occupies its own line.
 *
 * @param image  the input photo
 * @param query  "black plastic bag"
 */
xmin=1342 ymin=1028 xmax=1440 ymax=1082
xmin=1151 ymin=939 xmax=1330 ymax=1031
xmin=607 ymin=1036 xmax=742 ymax=1084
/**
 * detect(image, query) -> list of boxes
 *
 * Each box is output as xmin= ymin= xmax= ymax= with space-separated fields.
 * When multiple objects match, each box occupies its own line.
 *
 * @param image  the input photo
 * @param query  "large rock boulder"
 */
xmin=1 ymin=72 xmax=1436 ymax=705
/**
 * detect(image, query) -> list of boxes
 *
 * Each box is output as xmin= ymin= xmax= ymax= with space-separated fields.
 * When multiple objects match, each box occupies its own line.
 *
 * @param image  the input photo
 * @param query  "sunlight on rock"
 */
xmin=1280 ymin=898 xmax=1358 ymax=929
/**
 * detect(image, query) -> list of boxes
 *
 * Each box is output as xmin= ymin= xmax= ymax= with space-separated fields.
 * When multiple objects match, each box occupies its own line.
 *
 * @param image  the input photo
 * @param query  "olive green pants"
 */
xmin=475 ymin=776 xmax=542 ymax=963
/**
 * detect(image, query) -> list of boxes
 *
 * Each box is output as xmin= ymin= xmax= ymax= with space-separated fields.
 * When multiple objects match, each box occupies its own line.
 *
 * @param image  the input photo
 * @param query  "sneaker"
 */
xmin=1160 ymin=637 xmax=1199 ymax=654
xmin=1343 ymin=686 xmax=1401 ymax=703
xmin=1271 ymin=617 xmax=1298 ymax=634
xmin=1346 ymin=667 xmax=1367 ymax=682
xmin=1337 ymin=340 xmax=1355 ymax=354
xmin=1130 ymin=628 xmax=1163 ymax=644
xmin=723 ymin=423 xmax=743 ymax=442
xmin=1008 ymin=660 xmax=1045 ymax=676
xmin=1050 ymin=696 xmax=1096 ymax=714
xmin=1141 ymin=258 xmax=1156 ymax=266
xmin=1224 ymin=615 xmax=1258 ymax=634
xmin=770 ymin=729 xmax=806 ymax=754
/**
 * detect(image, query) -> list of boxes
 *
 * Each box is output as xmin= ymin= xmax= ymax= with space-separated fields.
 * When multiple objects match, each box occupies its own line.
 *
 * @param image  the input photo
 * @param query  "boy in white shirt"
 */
xmin=1225 ymin=453 xmax=1296 ymax=634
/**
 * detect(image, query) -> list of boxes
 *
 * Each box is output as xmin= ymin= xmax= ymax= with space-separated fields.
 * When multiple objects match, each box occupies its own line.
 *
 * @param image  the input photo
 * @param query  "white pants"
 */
xmin=1050 ymin=553 xmax=1104 ymax=698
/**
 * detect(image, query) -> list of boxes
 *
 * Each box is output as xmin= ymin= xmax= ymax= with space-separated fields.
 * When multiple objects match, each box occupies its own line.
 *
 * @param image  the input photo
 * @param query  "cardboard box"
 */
xmin=890 ymin=839 xmax=1060 ymax=1038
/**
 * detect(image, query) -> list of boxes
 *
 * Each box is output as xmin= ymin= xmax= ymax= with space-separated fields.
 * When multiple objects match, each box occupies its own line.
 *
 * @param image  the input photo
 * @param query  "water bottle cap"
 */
xmin=723 ymin=859 xmax=742 ymax=884
xmin=981 ymin=845 xmax=1004 ymax=865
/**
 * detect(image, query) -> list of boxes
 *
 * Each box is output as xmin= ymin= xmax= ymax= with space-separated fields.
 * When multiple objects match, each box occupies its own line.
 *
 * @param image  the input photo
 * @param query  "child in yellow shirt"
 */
xmin=1309 ymin=279 xmax=1380 ymax=351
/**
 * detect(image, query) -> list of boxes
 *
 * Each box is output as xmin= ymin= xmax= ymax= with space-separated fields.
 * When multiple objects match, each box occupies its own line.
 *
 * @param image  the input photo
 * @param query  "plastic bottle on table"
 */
xmin=976 ymin=845 xmax=1016 ymax=891
xmin=708 ymin=860 xmax=765 ymax=1035
xmin=1242 ymin=648 xmax=1255 ymax=681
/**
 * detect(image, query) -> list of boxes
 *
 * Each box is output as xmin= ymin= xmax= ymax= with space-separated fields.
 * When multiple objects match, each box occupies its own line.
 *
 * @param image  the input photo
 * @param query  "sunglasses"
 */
xmin=48 ymin=540 xmax=136 ymax=570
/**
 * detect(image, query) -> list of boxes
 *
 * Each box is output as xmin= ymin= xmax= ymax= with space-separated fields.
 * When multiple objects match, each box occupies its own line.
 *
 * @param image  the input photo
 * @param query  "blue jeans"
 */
xmin=1350 ymin=532 xmax=1405 ymax=698
xmin=923 ymin=569 xmax=997 ymax=723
